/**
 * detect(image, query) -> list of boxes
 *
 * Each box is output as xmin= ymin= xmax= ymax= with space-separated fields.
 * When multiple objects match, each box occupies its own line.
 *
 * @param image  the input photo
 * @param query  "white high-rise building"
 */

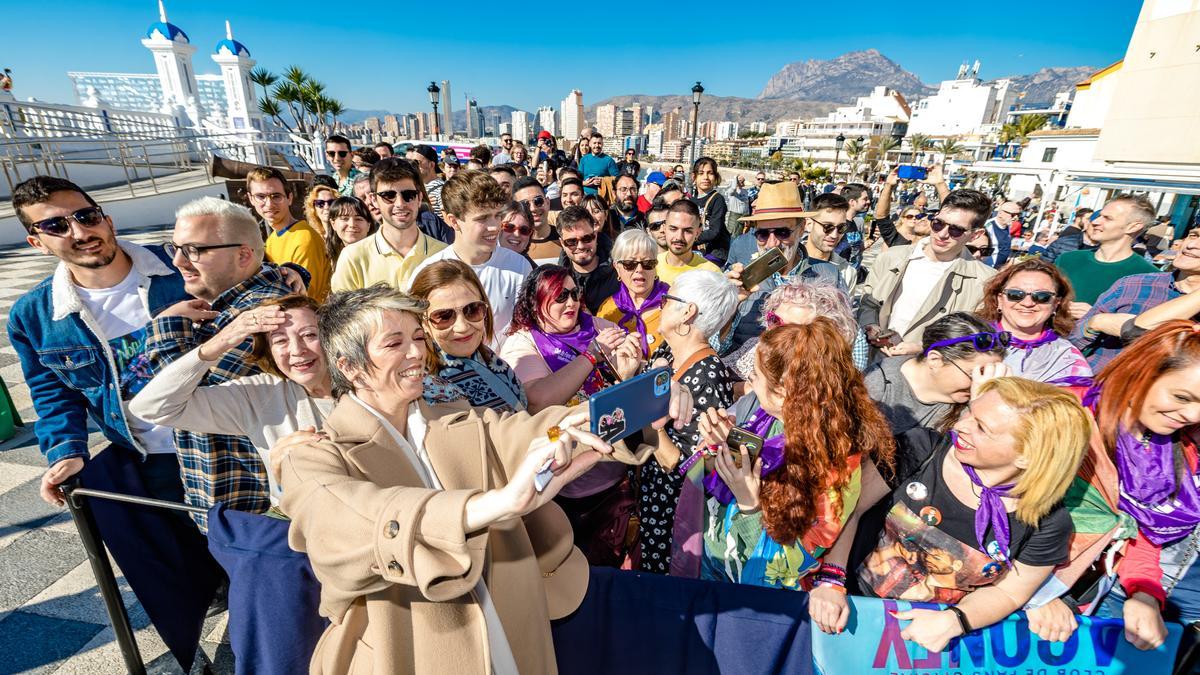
xmin=440 ymin=80 xmax=453 ymax=138
xmin=561 ymin=89 xmax=584 ymax=141
xmin=537 ymin=106 xmax=557 ymax=136
xmin=749 ymin=121 xmax=768 ymax=134
xmin=594 ymin=104 xmax=617 ymax=137
xmin=511 ymin=110 xmax=533 ymax=143
xmin=715 ymin=121 xmax=739 ymax=140
xmin=210 ymin=20 xmax=260 ymax=132
xmin=141 ymin=0 xmax=202 ymax=124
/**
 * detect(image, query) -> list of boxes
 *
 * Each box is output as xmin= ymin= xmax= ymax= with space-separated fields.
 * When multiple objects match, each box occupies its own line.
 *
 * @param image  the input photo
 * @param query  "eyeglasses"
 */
xmin=520 ymin=196 xmax=546 ymax=209
xmin=945 ymin=358 xmax=973 ymax=380
xmin=165 ymin=242 xmax=244 ymax=262
xmin=250 ymin=192 xmax=286 ymax=204
xmin=427 ymin=301 xmax=488 ymax=329
xmin=753 ymin=227 xmax=794 ymax=243
xmin=553 ymin=286 xmax=583 ymax=304
xmin=647 ymin=219 xmax=666 ymax=232
xmin=813 ymin=220 xmax=850 ymax=236
xmin=900 ymin=213 xmax=919 ymax=220
xmin=1002 ymin=289 xmax=1057 ymax=304
xmin=923 ymin=331 xmax=1012 ymax=356
xmin=313 ymin=199 xmax=335 ymax=209
xmin=561 ymin=232 xmax=597 ymax=249
xmin=929 ymin=217 xmax=971 ymax=240
xmin=616 ymin=259 xmax=657 ymax=272
xmin=999 ymin=210 xmax=1022 ymax=217
xmin=29 ymin=206 xmax=105 ymax=237
xmin=502 ymin=222 xmax=532 ymax=236
xmin=326 ymin=150 xmax=349 ymax=158
xmin=375 ymin=189 xmax=421 ymax=204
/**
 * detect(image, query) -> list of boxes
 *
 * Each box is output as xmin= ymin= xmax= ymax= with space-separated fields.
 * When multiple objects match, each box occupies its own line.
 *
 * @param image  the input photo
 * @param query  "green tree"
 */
xmin=252 ymin=66 xmax=345 ymax=138
xmin=999 ymin=114 xmax=1049 ymax=145
xmin=939 ymin=137 xmax=965 ymax=160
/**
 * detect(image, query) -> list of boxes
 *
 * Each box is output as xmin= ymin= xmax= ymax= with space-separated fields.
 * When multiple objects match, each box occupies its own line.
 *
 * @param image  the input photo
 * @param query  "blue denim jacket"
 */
xmin=8 ymin=241 xmax=188 ymax=466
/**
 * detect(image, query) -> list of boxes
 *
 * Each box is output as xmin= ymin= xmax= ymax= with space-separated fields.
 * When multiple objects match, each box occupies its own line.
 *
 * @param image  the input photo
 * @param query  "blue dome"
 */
xmin=214 ymin=38 xmax=250 ymax=57
xmin=146 ymin=21 xmax=189 ymax=43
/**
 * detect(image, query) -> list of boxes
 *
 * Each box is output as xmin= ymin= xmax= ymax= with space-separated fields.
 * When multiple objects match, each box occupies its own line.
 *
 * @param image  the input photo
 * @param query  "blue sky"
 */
xmin=2 ymin=0 xmax=1141 ymax=114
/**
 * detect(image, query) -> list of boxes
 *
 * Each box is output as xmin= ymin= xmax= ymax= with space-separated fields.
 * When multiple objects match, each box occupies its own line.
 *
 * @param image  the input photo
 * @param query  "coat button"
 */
xmin=384 ymin=520 xmax=399 ymax=538
xmin=387 ymin=561 xmax=403 ymax=575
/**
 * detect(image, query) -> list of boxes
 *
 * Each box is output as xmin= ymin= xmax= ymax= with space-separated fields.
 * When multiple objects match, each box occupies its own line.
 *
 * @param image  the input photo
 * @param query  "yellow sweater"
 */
xmin=264 ymin=219 xmax=332 ymax=302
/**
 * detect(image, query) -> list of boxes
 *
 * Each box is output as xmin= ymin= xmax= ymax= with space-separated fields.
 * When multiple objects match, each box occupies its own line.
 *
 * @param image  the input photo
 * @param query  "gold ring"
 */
xmin=546 ymin=426 xmax=562 ymax=443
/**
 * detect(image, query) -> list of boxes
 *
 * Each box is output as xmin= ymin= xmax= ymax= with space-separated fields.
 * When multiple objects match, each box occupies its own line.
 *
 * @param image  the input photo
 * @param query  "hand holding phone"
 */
xmin=739 ymin=247 xmax=789 ymax=290
xmin=725 ymin=428 xmax=765 ymax=468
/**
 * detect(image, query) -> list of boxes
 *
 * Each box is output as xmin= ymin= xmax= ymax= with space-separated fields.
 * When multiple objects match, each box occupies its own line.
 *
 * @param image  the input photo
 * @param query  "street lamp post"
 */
xmin=427 ymin=81 xmax=441 ymax=142
xmin=832 ymin=133 xmax=846 ymax=179
xmin=688 ymin=81 xmax=703 ymax=191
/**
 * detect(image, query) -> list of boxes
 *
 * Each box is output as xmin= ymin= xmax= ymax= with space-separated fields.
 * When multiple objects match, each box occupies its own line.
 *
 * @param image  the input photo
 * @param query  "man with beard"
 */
xmin=556 ymin=206 xmax=620 ymax=313
xmin=325 ymin=134 xmax=360 ymax=196
xmin=578 ymin=132 xmax=618 ymax=195
xmin=656 ymin=200 xmax=720 ymax=285
xmin=513 ymin=176 xmax=561 ymax=265
xmin=833 ymin=182 xmax=870 ymax=268
xmin=332 ymin=158 xmax=447 ymax=292
xmin=646 ymin=198 xmax=671 ymax=253
xmin=612 ymin=173 xmax=646 ymax=230
xmin=802 ymin=193 xmax=857 ymax=293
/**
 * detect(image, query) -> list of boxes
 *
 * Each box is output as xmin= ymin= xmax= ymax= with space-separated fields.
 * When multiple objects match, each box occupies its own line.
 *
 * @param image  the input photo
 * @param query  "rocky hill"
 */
xmin=758 ymin=49 xmax=934 ymax=101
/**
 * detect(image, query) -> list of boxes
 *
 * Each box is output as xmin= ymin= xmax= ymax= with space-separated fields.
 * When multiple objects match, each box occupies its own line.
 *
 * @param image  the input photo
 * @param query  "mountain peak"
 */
xmin=758 ymin=50 xmax=931 ymax=101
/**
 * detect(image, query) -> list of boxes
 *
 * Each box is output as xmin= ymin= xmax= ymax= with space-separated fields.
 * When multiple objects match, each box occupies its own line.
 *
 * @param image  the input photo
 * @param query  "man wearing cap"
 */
xmin=724 ymin=181 xmax=843 ymax=351
xmin=638 ymin=172 xmax=666 ymax=214
xmin=406 ymin=145 xmax=446 ymax=217
xmin=533 ymin=131 xmax=568 ymax=169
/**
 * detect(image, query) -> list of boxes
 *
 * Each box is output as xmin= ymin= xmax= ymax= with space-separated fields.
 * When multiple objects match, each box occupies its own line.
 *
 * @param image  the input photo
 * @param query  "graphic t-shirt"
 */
xmin=75 ymin=268 xmax=177 ymax=454
xmin=858 ymin=437 xmax=1071 ymax=604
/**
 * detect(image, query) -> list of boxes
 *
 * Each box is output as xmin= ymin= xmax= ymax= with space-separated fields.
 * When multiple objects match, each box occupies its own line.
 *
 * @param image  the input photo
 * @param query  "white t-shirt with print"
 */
xmin=75 ymin=268 xmax=177 ymax=454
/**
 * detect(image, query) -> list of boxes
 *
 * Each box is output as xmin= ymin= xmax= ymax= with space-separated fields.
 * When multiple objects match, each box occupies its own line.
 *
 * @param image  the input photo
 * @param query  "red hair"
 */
xmin=509 ymin=265 xmax=570 ymax=334
xmin=1094 ymin=320 xmax=1200 ymax=450
xmin=755 ymin=320 xmax=895 ymax=544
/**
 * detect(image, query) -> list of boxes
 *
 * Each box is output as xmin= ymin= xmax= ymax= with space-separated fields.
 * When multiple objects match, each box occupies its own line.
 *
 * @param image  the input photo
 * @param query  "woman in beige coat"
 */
xmin=279 ymin=285 xmax=688 ymax=674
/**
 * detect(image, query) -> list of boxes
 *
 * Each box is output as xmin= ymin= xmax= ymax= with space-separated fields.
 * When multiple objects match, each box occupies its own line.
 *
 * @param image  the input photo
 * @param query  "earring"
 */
xmin=673 ymin=322 xmax=693 ymax=337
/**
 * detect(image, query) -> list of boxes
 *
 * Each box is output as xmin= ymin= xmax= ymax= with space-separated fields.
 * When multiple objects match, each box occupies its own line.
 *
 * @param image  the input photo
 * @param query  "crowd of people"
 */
xmin=9 ymin=127 xmax=1200 ymax=673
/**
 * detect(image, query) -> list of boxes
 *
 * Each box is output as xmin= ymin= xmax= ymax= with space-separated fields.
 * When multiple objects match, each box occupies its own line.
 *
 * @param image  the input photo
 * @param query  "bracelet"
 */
xmin=946 ymin=606 xmax=972 ymax=636
xmin=816 ymin=582 xmax=847 ymax=594
xmin=580 ymin=349 xmax=597 ymax=365
xmin=818 ymin=563 xmax=847 ymax=578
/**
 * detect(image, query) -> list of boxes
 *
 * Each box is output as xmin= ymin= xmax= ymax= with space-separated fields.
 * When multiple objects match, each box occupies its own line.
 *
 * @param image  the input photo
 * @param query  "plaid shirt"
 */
xmin=145 ymin=267 xmax=294 ymax=530
xmin=1068 ymin=272 xmax=1180 ymax=372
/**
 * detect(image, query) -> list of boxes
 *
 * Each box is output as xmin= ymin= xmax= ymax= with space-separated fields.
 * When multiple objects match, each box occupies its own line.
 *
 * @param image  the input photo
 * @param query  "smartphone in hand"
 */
xmin=739 ymin=247 xmax=789 ymax=290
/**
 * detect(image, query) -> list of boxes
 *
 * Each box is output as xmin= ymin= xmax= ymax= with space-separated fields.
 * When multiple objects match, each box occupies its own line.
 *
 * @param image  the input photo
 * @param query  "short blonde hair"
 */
xmin=318 ymin=285 xmax=434 ymax=397
xmin=175 ymin=196 xmax=263 ymax=256
xmin=976 ymin=377 xmax=1091 ymax=525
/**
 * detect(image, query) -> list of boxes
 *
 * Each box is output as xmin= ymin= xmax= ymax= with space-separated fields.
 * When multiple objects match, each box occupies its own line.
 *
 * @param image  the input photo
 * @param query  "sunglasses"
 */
xmin=923 ymin=331 xmax=1012 ymax=356
xmin=313 ymin=199 xmax=335 ymax=209
xmin=616 ymin=259 xmax=657 ymax=272
xmin=502 ymin=222 xmax=533 ymax=236
xmin=30 ymin=206 xmax=105 ymax=236
xmin=765 ymin=311 xmax=783 ymax=328
xmin=663 ymin=293 xmax=690 ymax=307
xmin=553 ymin=286 xmax=583 ymax=304
xmin=1002 ymin=289 xmax=1057 ymax=304
xmin=647 ymin=219 xmax=666 ymax=232
xmin=813 ymin=220 xmax=849 ymax=236
xmin=929 ymin=217 xmax=971 ymax=239
xmin=326 ymin=150 xmax=349 ymax=158
xmin=375 ymin=189 xmax=421 ymax=204
xmin=561 ymin=232 xmax=596 ymax=249
xmin=520 ymin=196 xmax=546 ymax=208
xmin=753 ymin=227 xmax=794 ymax=243
xmin=427 ymin=301 xmax=488 ymax=329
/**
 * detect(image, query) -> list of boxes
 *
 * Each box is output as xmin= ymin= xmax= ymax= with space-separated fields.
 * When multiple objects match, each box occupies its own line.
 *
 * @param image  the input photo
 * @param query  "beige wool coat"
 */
xmin=280 ymin=395 xmax=651 ymax=674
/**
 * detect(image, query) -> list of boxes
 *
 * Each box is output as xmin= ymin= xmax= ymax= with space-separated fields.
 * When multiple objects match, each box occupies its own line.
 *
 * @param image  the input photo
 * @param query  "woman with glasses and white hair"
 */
xmin=278 ymin=285 xmax=689 ymax=675
xmin=723 ymin=279 xmax=870 ymax=382
xmin=635 ymin=270 xmax=740 ymax=574
xmin=597 ymin=228 xmax=671 ymax=358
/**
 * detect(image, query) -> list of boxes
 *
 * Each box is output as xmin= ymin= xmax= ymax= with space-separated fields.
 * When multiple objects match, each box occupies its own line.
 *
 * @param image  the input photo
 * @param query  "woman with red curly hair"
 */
xmin=688 ymin=320 xmax=895 ymax=615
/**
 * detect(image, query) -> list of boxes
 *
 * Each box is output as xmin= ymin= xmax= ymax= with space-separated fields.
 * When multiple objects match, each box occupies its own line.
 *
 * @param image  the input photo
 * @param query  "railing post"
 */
xmin=142 ymin=145 xmax=159 ymax=194
xmin=117 ymin=145 xmax=136 ymax=198
xmin=61 ymin=482 xmax=147 ymax=675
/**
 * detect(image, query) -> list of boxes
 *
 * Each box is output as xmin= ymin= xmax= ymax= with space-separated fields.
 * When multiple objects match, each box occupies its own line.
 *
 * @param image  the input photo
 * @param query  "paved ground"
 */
xmin=0 ymin=224 xmax=234 ymax=674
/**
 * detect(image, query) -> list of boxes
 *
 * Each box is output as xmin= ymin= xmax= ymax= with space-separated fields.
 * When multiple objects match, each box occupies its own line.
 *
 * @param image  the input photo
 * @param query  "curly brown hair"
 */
xmin=754 ymin=320 xmax=896 ymax=544
xmin=976 ymin=258 xmax=1076 ymax=336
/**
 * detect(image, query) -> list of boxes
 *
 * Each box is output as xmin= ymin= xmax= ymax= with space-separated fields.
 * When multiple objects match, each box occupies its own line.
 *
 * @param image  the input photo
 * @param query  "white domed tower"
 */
xmin=141 ymin=0 xmax=202 ymax=125
xmin=212 ymin=20 xmax=262 ymax=132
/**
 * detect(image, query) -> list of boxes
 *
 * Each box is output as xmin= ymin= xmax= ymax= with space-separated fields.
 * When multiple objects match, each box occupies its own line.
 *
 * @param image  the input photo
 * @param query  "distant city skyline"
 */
xmin=2 ymin=1 xmax=1141 ymax=115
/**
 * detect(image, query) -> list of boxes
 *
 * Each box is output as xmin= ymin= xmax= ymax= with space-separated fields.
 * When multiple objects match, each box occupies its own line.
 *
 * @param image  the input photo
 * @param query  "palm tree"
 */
xmin=257 ymin=97 xmax=292 ymax=132
xmin=249 ymin=67 xmax=278 ymax=95
xmin=844 ymin=137 xmax=866 ymax=177
xmin=1000 ymin=113 xmax=1049 ymax=145
xmin=908 ymin=133 xmax=931 ymax=163
xmin=873 ymin=137 xmax=901 ymax=172
xmin=939 ymin=138 xmax=965 ymax=159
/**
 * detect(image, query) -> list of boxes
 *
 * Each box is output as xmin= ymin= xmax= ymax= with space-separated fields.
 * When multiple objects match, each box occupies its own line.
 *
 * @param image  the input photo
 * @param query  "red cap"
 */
xmin=538 ymin=130 xmax=553 ymax=140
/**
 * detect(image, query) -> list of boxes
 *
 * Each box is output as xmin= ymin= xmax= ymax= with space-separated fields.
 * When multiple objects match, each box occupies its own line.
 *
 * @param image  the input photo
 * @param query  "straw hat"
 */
xmin=739 ymin=181 xmax=817 ymax=222
xmin=524 ymin=502 xmax=589 ymax=620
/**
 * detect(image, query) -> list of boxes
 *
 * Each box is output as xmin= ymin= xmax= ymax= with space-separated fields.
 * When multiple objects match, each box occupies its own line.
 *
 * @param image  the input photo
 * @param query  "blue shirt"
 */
xmin=578 ymin=153 xmax=618 ymax=194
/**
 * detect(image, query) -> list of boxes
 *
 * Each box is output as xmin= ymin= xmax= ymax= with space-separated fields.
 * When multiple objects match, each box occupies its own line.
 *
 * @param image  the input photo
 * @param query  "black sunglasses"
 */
xmin=520 ymin=196 xmax=546 ymax=208
xmin=616 ymin=259 xmax=657 ymax=272
xmin=929 ymin=217 xmax=970 ymax=239
xmin=753 ymin=226 xmax=794 ymax=243
xmin=1002 ymin=289 xmax=1057 ymax=304
xmin=427 ymin=301 xmax=488 ymax=329
xmin=313 ymin=199 xmax=335 ymax=209
xmin=813 ymin=220 xmax=850 ymax=236
xmin=326 ymin=150 xmax=349 ymax=158
xmin=562 ymin=232 xmax=596 ymax=249
xmin=375 ymin=189 xmax=421 ymax=204
xmin=647 ymin=219 xmax=666 ymax=232
xmin=553 ymin=286 xmax=583 ymax=303
xmin=30 ymin=206 xmax=106 ymax=237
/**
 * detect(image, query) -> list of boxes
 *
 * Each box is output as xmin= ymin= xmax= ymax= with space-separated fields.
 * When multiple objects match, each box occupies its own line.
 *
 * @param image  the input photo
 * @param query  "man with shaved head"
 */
xmin=981 ymin=200 xmax=1022 ymax=268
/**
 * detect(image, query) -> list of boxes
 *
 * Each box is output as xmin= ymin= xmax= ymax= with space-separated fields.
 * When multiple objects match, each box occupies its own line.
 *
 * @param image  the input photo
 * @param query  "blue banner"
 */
xmin=812 ymin=597 xmax=1182 ymax=674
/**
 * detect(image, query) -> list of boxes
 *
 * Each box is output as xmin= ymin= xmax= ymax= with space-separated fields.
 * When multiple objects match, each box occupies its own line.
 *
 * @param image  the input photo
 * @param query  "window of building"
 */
xmin=1041 ymin=147 xmax=1057 ymax=163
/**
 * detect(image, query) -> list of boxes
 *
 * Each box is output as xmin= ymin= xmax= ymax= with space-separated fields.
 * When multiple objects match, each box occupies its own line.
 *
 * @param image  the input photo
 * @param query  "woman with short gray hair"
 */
xmin=279 ymin=285 xmax=691 ymax=674
xmin=597 ymin=228 xmax=670 ymax=357
xmin=635 ymin=269 xmax=741 ymax=574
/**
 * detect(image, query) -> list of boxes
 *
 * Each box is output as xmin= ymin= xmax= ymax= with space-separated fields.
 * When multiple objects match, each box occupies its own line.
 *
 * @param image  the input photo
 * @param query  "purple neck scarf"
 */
xmin=530 ymin=313 xmax=605 ymax=395
xmin=704 ymin=406 xmax=786 ymax=505
xmin=1086 ymin=385 xmax=1200 ymax=545
xmin=961 ymin=458 xmax=1016 ymax=565
xmin=613 ymin=280 xmax=668 ymax=356
xmin=995 ymin=323 xmax=1058 ymax=372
